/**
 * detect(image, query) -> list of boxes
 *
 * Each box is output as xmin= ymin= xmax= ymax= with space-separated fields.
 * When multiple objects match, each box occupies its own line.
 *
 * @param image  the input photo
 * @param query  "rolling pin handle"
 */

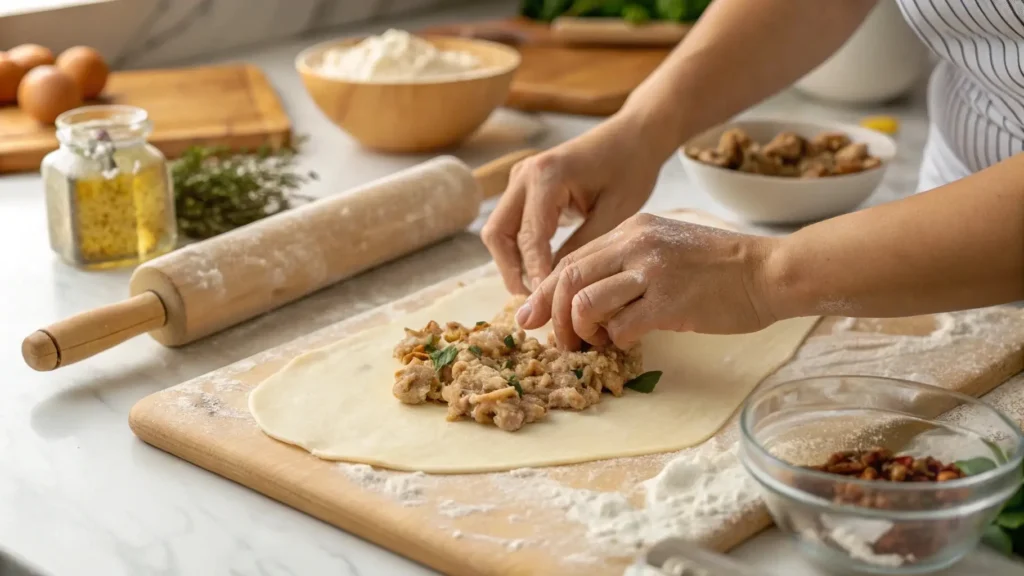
xmin=22 ymin=291 xmax=168 ymax=372
xmin=472 ymin=148 xmax=540 ymax=200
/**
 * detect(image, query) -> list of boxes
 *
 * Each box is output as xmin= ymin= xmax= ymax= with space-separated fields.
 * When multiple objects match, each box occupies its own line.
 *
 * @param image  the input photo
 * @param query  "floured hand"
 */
xmin=516 ymin=213 xmax=778 ymax=350
xmin=480 ymin=114 xmax=664 ymax=295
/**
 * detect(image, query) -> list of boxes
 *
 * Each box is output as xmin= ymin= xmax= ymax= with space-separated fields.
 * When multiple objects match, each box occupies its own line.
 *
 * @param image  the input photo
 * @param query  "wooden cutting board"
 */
xmin=129 ymin=262 xmax=1024 ymax=576
xmin=421 ymin=18 xmax=671 ymax=116
xmin=0 ymin=63 xmax=291 ymax=174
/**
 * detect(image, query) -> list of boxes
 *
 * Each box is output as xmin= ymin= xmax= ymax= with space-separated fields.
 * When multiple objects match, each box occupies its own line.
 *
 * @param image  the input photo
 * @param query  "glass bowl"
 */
xmin=740 ymin=376 xmax=1023 ymax=575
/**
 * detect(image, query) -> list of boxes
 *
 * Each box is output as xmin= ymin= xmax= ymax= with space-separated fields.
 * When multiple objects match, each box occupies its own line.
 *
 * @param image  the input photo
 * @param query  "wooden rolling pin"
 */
xmin=22 ymin=149 xmax=537 ymax=371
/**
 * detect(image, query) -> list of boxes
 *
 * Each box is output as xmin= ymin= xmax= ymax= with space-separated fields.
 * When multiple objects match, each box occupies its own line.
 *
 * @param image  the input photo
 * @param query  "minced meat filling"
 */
xmin=391 ymin=297 xmax=643 ymax=432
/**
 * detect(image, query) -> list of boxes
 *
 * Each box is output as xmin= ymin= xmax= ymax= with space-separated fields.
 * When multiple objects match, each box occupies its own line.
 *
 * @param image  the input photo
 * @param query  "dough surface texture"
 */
xmin=249 ymin=275 xmax=818 ymax=473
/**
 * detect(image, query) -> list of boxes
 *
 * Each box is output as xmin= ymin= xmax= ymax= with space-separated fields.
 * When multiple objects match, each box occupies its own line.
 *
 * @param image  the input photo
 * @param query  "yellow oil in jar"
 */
xmin=71 ymin=163 xmax=174 ymax=268
xmin=42 ymin=105 xmax=178 ymax=269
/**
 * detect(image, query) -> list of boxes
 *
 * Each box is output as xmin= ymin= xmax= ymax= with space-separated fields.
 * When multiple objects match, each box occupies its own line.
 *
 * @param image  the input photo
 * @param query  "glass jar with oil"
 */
xmin=42 ymin=105 xmax=177 ymax=269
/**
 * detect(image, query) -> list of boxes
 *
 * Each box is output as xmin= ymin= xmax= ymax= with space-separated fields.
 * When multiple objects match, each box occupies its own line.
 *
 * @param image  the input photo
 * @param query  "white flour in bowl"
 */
xmin=317 ymin=29 xmax=480 ymax=82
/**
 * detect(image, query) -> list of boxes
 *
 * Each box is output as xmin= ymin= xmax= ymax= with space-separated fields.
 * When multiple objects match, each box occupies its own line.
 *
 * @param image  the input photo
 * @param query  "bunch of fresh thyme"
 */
xmin=171 ymin=139 xmax=317 ymax=239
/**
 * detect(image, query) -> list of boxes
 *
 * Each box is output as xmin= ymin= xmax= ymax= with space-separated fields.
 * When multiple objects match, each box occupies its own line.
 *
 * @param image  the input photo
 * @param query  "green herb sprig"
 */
xmin=429 ymin=346 xmax=459 ymax=371
xmin=624 ymin=370 xmax=662 ymax=393
xmin=957 ymin=453 xmax=1024 ymax=557
xmin=508 ymin=375 xmax=524 ymax=397
xmin=171 ymin=138 xmax=317 ymax=239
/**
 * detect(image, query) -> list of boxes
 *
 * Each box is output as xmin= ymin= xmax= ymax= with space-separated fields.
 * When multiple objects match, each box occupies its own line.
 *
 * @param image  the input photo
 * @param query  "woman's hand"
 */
xmin=514 ymin=214 xmax=778 ymax=350
xmin=481 ymin=113 xmax=666 ymax=295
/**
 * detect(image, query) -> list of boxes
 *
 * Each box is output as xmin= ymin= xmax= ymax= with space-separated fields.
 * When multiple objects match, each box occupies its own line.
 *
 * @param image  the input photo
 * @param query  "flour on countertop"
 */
xmin=450 ymin=530 xmax=524 ymax=551
xmin=438 ymin=499 xmax=496 ymax=518
xmin=174 ymin=391 xmax=248 ymax=419
xmin=551 ymin=440 xmax=757 ymax=557
xmin=331 ymin=436 xmax=757 ymax=559
xmin=769 ymin=308 xmax=1020 ymax=388
xmin=337 ymin=463 xmax=432 ymax=506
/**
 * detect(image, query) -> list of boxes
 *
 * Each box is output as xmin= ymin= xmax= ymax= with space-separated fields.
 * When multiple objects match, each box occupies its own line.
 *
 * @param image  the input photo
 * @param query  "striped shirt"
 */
xmin=894 ymin=0 xmax=1024 ymax=191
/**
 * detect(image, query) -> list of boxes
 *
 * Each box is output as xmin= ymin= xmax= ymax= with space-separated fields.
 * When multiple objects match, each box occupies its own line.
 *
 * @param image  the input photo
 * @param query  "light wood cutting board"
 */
xmin=0 ymin=64 xmax=291 ymax=174
xmin=421 ymin=19 xmax=671 ymax=116
xmin=129 ymin=262 xmax=1024 ymax=575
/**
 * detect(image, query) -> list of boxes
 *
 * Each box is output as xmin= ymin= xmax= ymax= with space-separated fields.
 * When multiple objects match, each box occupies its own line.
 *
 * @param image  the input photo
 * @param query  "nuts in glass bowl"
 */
xmin=807 ymin=448 xmax=967 ymax=485
xmin=683 ymin=128 xmax=882 ymax=178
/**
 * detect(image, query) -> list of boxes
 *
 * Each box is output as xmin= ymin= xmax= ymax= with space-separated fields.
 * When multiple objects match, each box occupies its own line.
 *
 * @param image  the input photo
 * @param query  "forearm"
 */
xmin=765 ymin=156 xmax=1024 ymax=320
xmin=620 ymin=0 xmax=877 ymax=159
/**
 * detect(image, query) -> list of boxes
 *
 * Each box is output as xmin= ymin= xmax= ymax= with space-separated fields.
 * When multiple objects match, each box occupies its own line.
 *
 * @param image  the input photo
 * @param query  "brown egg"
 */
xmin=0 ymin=54 xmax=25 ymax=103
xmin=56 ymin=46 xmax=109 ymax=99
xmin=7 ymin=44 xmax=55 ymax=71
xmin=17 ymin=65 xmax=82 ymax=124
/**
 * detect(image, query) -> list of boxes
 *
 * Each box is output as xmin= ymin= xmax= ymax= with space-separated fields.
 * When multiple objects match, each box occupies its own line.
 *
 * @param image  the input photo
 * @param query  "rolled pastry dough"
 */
xmin=249 ymin=274 xmax=818 ymax=473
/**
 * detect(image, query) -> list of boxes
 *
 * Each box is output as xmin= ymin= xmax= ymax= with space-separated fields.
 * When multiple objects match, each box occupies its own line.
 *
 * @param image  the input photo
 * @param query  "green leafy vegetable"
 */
xmin=429 ymin=346 xmax=459 ymax=371
xmin=656 ymin=0 xmax=712 ymax=21
xmin=1007 ymin=484 xmax=1024 ymax=509
xmin=475 ymin=321 xmax=487 ymax=327
xmin=624 ymin=370 xmax=662 ymax=393
xmin=955 ymin=457 xmax=998 ymax=476
xmin=504 ymin=334 xmax=517 ymax=349
xmin=985 ymin=438 xmax=1010 ymax=464
xmin=567 ymin=0 xmax=606 ymax=16
xmin=469 ymin=345 xmax=483 ymax=356
xmin=622 ymin=3 xmax=650 ymax=23
xmin=521 ymin=0 xmax=709 ymax=22
xmin=983 ymin=523 xmax=1014 ymax=556
xmin=654 ymin=0 xmax=684 ymax=20
xmin=508 ymin=375 xmax=524 ymax=397
xmin=573 ymin=368 xmax=584 ymax=379
xmin=542 ymin=0 xmax=574 ymax=20
xmin=997 ymin=510 xmax=1024 ymax=530
xmin=600 ymin=0 xmax=626 ymax=16
xmin=504 ymin=359 xmax=515 ymax=370
xmin=960 ymin=456 xmax=1024 ymax=559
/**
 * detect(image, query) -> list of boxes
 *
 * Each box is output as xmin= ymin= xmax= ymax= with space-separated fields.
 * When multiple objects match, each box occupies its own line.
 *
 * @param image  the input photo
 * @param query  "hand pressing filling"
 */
xmin=391 ymin=296 xmax=650 ymax=432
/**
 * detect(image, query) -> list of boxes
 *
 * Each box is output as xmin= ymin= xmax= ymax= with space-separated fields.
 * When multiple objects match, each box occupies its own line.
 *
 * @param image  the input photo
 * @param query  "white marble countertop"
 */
xmin=1 ymin=2 xmax=1022 ymax=576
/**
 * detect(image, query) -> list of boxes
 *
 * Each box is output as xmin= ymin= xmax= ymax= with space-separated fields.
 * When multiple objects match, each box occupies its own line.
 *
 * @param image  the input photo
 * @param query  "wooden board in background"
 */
xmin=0 ymin=64 xmax=291 ymax=174
xmin=421 ymin=18 xmax=671 ymax=116
xmin=128 ymin=261 xmax=1024 ymax=576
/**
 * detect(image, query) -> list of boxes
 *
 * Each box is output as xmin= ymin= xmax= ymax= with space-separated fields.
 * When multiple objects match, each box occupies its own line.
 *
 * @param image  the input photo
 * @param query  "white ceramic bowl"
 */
xmin=678 ymin=119 xmax=897 ymax=225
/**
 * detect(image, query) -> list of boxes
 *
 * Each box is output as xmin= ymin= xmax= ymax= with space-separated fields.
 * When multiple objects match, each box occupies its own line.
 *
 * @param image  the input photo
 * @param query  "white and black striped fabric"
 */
xmin=894 ymin=0 xmax=1024 ymax=191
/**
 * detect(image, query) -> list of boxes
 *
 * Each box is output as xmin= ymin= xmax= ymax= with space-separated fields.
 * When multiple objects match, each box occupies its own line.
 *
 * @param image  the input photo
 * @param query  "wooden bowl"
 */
xmin=296 ymin=36 xmax=521 ymax=153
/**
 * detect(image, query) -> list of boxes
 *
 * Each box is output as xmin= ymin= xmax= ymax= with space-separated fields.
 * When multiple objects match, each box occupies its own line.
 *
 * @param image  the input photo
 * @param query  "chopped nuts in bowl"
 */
xmin=740 ymin=376 xmax=1024 ymax=574
xmin=678 ymin=119 xmax=897 ymax=224
xmin=683 ymin=127 xmax=883 ymax=178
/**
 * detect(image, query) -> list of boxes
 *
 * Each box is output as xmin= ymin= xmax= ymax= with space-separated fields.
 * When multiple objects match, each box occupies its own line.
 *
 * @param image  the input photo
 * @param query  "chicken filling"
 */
xmin=391 ymin=297 xmax=643 ymax=432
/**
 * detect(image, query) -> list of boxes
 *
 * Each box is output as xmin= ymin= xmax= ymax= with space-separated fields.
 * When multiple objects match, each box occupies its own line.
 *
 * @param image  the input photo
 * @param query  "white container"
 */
xmin=795 ymin=0 xmax=930 ymax=105
xmin=678 ymin=119 xmax=897 ymax=225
